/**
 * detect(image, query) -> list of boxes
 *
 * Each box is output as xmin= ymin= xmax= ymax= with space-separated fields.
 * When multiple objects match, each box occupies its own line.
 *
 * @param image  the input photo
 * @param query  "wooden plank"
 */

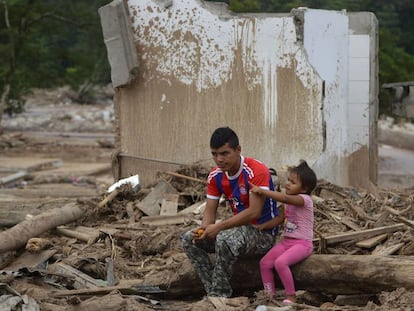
xmin=179 ymin=197 xmax=225 ymax=215
xmin=55 ymin=226 xmax=98 ymax=242
xmin=49 ymin=262 xmax=104 ymax=289
xmin=314 ymin=224 xmax=406 ymax=245
xmin=50 ymin=283 xmax=162 ymax=297
xmin=4 ymin=249 xmax=57 ymax=271
xmin=373 ymin=242 xmax=405 ymax=256
xmin=0 ymin=170 xmax=28 ymax=185
xmin=141 ymin=214 xmax=192 ymax=226
xmin=159 ymin=193 xmax=179 ymax=216
xmin=163 ymin=171 xmax=206 ymax=184
xmin=179 ymin=200 xmax=206 ymax=214
xmin=355 ymin=233 xmax=388 ymax=248
xmin=339 ymin=217 xmax=361 ymax=231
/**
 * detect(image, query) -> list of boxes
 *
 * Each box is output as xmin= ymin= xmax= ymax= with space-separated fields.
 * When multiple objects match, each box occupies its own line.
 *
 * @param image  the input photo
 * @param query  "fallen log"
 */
xmin=140 ymin=254 xmax=414 ymax=298
xmin=0 ymin=202 xmax=86 ymax=253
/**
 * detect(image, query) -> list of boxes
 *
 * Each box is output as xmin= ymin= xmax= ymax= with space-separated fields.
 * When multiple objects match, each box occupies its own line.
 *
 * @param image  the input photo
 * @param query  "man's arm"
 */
xmin=202 ymin=198 xmax=219 ymax=227
xmin=202 ymin=192 xmax=265 ymax=239
xmin=193 ymin=198 xmax=219 ymax=240
xmin=255 ymin=205 xmax=285 ymax=230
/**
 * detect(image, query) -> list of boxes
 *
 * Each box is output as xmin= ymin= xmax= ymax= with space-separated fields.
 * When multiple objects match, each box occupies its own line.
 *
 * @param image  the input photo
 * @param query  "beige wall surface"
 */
xmin=100 ymin=0 xmax=378 ymax=188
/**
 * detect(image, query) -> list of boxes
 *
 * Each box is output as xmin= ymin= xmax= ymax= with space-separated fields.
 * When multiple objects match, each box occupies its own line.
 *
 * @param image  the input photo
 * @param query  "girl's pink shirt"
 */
xmin=283 ymin=194 xmax=314 ymax=241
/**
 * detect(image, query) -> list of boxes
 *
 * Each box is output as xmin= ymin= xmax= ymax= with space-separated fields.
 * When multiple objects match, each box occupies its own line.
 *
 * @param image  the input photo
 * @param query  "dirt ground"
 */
xmin=0 ymin=87 xmax=414 ymax=311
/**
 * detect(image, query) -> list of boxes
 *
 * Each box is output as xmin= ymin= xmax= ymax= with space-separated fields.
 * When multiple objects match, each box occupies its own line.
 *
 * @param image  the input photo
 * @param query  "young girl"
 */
xmin=249 ymin=160 xmax=317 ymax=305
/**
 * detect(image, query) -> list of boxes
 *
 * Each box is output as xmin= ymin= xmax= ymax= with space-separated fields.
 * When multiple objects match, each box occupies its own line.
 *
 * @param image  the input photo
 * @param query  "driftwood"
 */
xmin=290 ymin=254 xmax=414 ymax=294
xmin=143 ymin=254 xmax=414 ymax=298
xmin=0 ymin=202 xmax=86 ymax=253
xmin=97 ymin=189 xmax=120 ymax=208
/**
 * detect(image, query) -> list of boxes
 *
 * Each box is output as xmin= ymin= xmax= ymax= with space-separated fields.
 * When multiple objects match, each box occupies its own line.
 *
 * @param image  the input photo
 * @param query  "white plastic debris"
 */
xmin=107 ymin=174 xmax=140 ymax=193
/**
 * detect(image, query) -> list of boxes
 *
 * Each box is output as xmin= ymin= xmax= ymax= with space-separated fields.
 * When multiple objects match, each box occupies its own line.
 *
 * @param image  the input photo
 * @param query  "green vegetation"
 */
xmin=0 ymin=0 xmax=413 ymax=121
xmin=0 ymin=0 xmax=110 ymax=118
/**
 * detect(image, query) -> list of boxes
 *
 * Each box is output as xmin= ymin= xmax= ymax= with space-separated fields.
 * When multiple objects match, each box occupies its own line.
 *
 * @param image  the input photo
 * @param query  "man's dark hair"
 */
xmin=210 ymin=127 xmax=239 ymax=149
xmin=289 ymin=160 xmax=317 ymax=195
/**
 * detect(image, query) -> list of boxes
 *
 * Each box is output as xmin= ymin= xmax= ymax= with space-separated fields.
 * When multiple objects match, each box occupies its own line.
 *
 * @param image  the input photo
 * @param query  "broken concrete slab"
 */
xmin=136 ymin=180 xmax=178 ymax=217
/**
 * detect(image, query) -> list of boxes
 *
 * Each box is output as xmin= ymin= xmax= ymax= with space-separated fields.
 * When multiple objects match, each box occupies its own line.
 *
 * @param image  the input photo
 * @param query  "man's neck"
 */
xmin=227 ymin=155 xmax=243 ymax=177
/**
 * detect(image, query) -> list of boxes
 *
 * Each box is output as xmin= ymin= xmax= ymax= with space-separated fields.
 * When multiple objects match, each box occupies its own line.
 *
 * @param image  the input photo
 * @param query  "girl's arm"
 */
xmin=249 ymin=182 xmax=305 ymax=206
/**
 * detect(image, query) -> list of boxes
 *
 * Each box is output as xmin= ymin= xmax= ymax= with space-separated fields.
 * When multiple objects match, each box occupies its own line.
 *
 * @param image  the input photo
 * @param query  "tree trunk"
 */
xmin=0 ymin=202 xmax=86 ymax=252
xmin=140 ymin=254 xmax=414 ymax=298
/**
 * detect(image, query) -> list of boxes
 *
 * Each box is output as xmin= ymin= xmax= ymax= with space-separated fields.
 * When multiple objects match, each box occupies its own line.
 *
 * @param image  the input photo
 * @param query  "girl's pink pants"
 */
xmin=260 ymin=238 xmax=313 ymax=296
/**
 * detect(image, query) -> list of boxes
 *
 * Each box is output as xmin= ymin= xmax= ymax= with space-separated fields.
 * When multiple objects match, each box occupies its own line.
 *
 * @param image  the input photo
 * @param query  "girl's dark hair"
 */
xmin=288 ymin=160 xmax=317 ymax=194
xmin=210 ymin=127 xmax=239 ymax=149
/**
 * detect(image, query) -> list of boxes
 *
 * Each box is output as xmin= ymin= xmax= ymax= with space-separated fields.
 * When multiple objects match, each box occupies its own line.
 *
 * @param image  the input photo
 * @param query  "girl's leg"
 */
xmin=259 ymin=241 xmax=287 ymax=296
xmin=273 ymin=240 xmax=312 ymax=301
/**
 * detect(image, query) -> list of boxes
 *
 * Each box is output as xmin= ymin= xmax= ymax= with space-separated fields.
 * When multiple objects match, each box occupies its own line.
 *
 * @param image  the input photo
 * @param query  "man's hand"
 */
xmin=191 ymin=227 xmax=205 ymax=241
xmin=203 ymin=223 xmax=221 ymax=239
xmin=193 ymin=223 xmax=220 ymax=240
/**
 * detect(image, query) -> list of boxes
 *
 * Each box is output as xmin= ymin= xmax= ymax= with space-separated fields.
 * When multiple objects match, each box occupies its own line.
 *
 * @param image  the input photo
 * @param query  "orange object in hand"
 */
xmin=197 ymin=229 xmax=205 ymax=236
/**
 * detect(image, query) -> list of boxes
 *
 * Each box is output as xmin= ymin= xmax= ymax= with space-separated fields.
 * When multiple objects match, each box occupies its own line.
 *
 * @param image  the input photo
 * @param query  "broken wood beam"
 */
xmin=355 ymin=233 xmax=388 ymax=249
xmin=0 ymin=170 xmax=28 ymax=186
xmin=55 ymin=226 xmax=98 ymax=243
xmin=163 ymin=171 xmax=206 ymax=184
xmin=0 ymin=202 xmax=86 ymax=253
xmin=314 ymin=223 xmax=406 ymax=245
xmin=4 ymin=249 xmax=57 ymax=271
xmin=140 ymin=214 xmax=192 ymax=226
xmin=372 ymin=242 xmax=405 ymax=255
xmin=50 ymin=284 xmax=164 ymax=297
xmin=98 ymin=189 xmax=120 ymax=208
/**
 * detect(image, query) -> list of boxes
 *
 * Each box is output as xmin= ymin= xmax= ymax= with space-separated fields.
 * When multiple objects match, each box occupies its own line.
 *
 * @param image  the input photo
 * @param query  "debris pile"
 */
xmin=0 ymin=164 xmax=413 ymax=311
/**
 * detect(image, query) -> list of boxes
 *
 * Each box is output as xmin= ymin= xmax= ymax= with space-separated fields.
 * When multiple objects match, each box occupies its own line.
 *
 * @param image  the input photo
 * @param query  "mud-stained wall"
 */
xmin=100 ymin=0 xmax=378 ymax=188
xmin=118 ymin=0 xmax=323 ymax=185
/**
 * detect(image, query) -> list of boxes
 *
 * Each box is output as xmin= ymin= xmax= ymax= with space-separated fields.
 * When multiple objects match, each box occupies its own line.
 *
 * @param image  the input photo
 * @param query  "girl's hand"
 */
xmin=249 ymin=182 xmax=263 ymax=195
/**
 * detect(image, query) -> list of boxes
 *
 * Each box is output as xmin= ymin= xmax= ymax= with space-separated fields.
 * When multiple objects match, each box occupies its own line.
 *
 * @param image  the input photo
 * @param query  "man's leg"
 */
xmin=210 ymin=226 xmax=275 ymax=297
xmin=181 ymin=230 xmax=216 ymax=294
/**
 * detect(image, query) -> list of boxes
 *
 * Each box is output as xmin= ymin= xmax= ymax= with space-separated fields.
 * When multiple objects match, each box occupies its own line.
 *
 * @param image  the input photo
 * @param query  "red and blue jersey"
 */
xmin=207 ymin=156 xmax=279 ymax=235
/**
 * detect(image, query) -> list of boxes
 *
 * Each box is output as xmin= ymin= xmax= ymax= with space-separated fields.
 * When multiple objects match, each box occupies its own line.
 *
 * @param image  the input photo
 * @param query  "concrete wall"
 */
xmin=99 ymin=0 xmax=378 ymax=189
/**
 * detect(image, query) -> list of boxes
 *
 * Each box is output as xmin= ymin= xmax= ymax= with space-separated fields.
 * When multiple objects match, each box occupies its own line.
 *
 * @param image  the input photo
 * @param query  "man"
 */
xmin=181 ymin=126 xmax=282 ymax=297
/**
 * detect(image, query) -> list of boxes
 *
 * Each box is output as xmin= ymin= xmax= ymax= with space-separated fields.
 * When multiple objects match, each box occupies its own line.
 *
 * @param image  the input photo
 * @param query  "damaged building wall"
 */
xmin=346 ymin=13 xmax=378 ymax=188
xmin=99 ymin=0 xmax=378 ymax=188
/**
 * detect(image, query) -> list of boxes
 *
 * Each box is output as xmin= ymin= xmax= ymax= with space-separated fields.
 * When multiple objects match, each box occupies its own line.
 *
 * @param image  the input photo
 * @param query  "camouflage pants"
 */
xmin=181 ymin=225 xmax=275 ymax=297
